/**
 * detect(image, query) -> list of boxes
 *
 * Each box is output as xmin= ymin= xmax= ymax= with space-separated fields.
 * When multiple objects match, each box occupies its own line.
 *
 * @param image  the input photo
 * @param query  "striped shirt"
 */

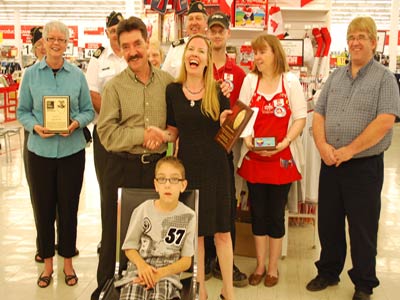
xmin=315 ymin=58 xmax=400 ymax=158
xmin=97 ymin=65 xmax=173 ymax=154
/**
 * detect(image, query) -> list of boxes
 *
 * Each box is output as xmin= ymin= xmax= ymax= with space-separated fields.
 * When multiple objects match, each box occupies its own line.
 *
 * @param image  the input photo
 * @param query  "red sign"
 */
xmin=68 ymin=26 xmax=79 ymax=46
xmin=0 ymin=25 xmax=15 ymax=39
xmin=85 ymin=43 xmax=102 ymax=49
xmin=384 ymin=31 xmax=400 ymax=46
xmin=84 ymin=27 xmax=104 ymax=35
xmin=21 ymin=25 xmax=42 ymax=43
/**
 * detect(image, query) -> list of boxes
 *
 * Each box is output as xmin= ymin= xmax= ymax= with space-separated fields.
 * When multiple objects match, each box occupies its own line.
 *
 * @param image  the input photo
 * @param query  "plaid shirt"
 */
xmin=315 ymin=58 xmax=400 ymax=158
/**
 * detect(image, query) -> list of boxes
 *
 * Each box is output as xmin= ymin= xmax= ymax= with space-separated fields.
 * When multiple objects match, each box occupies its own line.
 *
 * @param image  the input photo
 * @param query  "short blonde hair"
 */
xmin=347 ymin=16 xmax=377 ymax=53
xmin=155 ymin=156 xmax=186 ymax=179
xmin=149 ymin=40 xmax=164 ymax=61
xmin=176 ymin=34 xmax=220 ymax=121
xmin=251 ymin=34 xmax=289 ymax=77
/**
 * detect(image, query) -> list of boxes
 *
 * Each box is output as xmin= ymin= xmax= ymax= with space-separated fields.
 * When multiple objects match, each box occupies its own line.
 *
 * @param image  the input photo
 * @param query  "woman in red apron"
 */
xmin=237 ymin=34 xmax=306 ymax=288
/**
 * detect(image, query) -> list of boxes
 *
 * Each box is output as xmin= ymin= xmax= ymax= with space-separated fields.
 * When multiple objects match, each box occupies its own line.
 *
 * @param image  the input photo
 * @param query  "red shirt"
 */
xmin=213 ymin=55 xmax=246 ymax=108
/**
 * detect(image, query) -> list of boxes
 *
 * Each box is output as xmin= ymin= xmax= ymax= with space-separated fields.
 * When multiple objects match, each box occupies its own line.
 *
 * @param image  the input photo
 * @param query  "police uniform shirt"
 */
xmin=86 ymin=46 xmax=127 ymax=123
xmin=161 ymin=37 xmax=188 ymax=79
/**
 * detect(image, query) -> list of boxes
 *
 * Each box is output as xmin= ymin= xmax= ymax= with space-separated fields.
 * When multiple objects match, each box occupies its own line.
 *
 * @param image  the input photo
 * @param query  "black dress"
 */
xmin=166 ymin=82 xmax=232 ymax=236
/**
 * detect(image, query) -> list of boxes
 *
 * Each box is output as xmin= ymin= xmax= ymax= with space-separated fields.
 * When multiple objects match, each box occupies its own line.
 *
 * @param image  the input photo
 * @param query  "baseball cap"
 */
xmin=188 ymin=1 xmax=207 ymax=16
xmin=208 ymin=12 xmax=230 ymax=29
xmin=106 ymin=11 xmax=123 ymax=28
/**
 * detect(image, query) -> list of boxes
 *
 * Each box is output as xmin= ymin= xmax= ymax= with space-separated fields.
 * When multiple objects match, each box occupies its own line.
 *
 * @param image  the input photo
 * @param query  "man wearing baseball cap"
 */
xmin=206 ymin=11 xmax=248 ymax=288
xmin=86 ymin=11 xmax=127 ymax=300
xmin=162 ymin=0 xmax=208 ymax=79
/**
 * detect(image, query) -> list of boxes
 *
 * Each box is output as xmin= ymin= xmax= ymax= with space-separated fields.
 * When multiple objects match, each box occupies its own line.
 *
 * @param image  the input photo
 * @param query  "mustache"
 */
xmin=128 ymin=54 xmax=142 ymax=62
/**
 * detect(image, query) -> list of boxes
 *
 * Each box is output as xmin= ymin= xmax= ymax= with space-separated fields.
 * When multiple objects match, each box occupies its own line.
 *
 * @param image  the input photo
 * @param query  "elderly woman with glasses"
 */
xmin=17 ymin=20 xmax=94 ymax=288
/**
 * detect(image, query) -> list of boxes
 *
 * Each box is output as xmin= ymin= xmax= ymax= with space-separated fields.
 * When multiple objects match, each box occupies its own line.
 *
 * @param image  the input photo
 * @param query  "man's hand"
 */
xmin=319 ymin=143 xmax=337 ymax=166
xmin=333 ymin=146 xmax=354 ymax=167
xmin=219 ymin=80 xmax=232 ymax=98
xmin=143 ymin=126 xmax=165 ymax=150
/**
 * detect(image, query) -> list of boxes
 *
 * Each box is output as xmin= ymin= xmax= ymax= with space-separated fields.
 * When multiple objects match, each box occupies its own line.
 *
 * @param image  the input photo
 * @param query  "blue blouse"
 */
xmin=17 ymin=58 xmax=94 ymax=158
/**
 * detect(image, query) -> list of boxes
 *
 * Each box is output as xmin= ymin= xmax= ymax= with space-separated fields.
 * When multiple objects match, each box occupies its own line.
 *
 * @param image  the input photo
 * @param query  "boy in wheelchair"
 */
xmin=118 ymin=156 xmax=196 ymax=300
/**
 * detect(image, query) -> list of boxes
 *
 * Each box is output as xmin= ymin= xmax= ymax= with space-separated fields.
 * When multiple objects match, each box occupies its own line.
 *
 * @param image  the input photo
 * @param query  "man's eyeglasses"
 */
xmin=46 ymin=37 xmax=67 ymax=44
xmin=347 ymin=35 xmax=370 ymax=42
xmin=155 ymin=177 xmax=185 ymax=184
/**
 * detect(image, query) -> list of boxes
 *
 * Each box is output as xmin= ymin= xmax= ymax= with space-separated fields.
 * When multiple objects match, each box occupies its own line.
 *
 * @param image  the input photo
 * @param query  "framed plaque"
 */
xmin=215 ymin=100 xmax=254 ymax=153
xmin=43 ymin=96 xmax=70 ymax=133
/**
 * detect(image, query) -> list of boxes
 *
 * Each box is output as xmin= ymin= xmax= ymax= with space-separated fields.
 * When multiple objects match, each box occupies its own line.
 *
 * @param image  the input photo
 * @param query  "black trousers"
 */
xmin=91 ymin=153 xmax=162 ymax=300
xmin=205 ymin=152 xmax=237 ymax=262
xmin=28 ymin=149 xmax=85 ymax=258
xmin=316 ymin=154 xmax=383 ymax=294
xmin=93 ymin=125 xmax=109 ymax=189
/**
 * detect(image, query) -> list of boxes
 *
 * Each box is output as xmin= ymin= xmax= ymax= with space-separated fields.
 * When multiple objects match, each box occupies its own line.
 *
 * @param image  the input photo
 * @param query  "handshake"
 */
xmin=143 ymin=126 xmax=173 ymax=150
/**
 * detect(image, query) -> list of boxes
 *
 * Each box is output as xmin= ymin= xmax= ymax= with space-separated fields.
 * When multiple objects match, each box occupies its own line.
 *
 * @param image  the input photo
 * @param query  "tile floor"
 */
xmin=0 ymin=121 xmax=399 ymax=300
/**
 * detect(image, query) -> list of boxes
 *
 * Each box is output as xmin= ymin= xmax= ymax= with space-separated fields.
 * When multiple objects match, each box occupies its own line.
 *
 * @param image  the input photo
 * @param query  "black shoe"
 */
xmin=205 ymin=258 xmax=214 ymax=281
xmin=212 ymin=262 xmax=248 ymax=287
xmin=353 ymin=290 xmax=371 ymax=300
xmin=306 ymin=275 xmax=339 ymax=291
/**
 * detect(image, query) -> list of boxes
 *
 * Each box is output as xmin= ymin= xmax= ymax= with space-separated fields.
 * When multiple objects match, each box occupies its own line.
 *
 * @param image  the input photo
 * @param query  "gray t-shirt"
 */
xmin=315 ymin=58 xmax=400 ymax=158
xmin=121 ymin=200 xmax=196 ymax=289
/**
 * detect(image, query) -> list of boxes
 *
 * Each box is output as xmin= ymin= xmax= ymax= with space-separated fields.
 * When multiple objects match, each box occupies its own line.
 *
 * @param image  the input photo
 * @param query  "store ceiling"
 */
xmin=0 ymin=0 xmax=398 ymax=28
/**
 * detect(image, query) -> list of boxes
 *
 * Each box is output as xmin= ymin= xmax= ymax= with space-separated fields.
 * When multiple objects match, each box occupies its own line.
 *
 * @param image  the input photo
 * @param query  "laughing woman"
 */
xmin=17 ymin=20 xmax=94 ymax=288
xmin=162 ymin=34 xmax=235 ymax=300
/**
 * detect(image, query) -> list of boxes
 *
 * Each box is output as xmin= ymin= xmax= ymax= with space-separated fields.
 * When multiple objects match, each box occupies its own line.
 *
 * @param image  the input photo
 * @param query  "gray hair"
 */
xmin=43 ymin=20 xmax=69 ymax=41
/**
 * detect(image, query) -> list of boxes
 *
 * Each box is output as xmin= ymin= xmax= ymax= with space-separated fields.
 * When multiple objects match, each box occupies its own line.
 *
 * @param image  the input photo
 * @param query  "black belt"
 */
xmin=112 ymin=152 xmax=165 ymax=164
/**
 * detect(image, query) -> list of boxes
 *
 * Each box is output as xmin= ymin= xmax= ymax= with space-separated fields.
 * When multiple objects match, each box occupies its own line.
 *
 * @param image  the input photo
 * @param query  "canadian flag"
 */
xmin=277 ymin=0 xmax=313 ymax=7
xmin=219 ymin=0 xmax=235 ymax=25
xmin=268 ymin=6 xmax=284 ymax=39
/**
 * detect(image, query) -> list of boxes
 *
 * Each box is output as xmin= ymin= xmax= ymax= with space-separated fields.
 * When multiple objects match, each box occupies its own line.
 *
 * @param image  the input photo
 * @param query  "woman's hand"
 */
xmin=253 ymin=137 xmax=290 ymax=156
xmin=219 ymin=109 xmax=232 ymax=126
xmin=243 ymin=136 xmax=253 ymax=151
xmin=33 ymin=124 xmax=56 ymax=139
xmin=60 ymin=120 xmax=80 ymax=137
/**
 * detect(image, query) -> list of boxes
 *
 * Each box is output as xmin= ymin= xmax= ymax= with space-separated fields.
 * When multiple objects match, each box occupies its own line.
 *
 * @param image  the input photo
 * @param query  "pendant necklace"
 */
xmin=184 ymin=84 xmax=204 ymax=107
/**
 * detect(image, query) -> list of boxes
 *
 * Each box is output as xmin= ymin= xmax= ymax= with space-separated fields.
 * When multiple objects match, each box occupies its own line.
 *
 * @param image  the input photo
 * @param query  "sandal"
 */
xmin=37 ymin=271 xmax=53 ymax=288
xmin=63 ymin=269 xmax=78 ymax=286
xmin=34 ymin=252 xmax=44 ymax=263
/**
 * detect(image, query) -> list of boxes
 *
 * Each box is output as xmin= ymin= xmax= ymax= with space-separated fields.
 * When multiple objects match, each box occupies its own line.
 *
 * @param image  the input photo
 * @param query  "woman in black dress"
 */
xmin=164 ymin=34 xmax=235 ymax=300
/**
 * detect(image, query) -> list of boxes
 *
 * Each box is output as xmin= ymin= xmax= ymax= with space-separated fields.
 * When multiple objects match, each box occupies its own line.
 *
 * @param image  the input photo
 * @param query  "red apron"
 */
xmin=238 ymin=75 xmax=301 ymax=184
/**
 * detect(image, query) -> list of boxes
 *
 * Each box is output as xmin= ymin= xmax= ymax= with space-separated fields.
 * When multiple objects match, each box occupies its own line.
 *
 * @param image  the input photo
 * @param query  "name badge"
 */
xmin=99 ymin=67 xmax=116 ymax=78
xmin=274 ymin=106 xmax=287 ymax=118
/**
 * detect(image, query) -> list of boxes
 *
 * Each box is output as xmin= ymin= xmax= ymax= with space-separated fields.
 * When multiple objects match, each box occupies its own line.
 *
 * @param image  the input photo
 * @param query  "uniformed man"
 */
xmin=85 ymin=11 xmax=126 ymax=254
xmin=162 ymin=0 xmax=208 ymax=79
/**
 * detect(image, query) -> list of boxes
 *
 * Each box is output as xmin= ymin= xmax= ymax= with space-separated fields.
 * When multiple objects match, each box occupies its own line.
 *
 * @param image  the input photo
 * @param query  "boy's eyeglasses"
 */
xmin=155 ymin=177 xmax=184 ymax=184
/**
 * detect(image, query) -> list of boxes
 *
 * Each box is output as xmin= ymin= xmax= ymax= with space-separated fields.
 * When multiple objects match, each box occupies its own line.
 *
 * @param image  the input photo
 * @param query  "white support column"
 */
xmin=14 ymin=10 xmax=22 ymax=67
xmin=388 ymin=0 xmax=399 ymax=72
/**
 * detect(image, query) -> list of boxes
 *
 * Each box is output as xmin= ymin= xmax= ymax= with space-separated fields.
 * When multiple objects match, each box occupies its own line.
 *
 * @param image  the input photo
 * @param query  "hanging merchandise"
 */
xmin=239 ymin=42 xmax=254 ymax=68
xmin=317 ymin=27 xmax=331 ymax=81
xmin=151 ymin=0 xmax=169 ymax=15
xmin=303 ymin=36 xmax=314 ymax=71
xmin=174 ymin=0 xmax=188 ymax=15
xmin=268 ymin=5 xmax=284 ymax=39
xmin=310 ymin=27 xmax=323 ymax=77
xmin=235 ymin=0 xmax=268 ymax=29
xmin=275 ymin=0 xmax=313 ymax=7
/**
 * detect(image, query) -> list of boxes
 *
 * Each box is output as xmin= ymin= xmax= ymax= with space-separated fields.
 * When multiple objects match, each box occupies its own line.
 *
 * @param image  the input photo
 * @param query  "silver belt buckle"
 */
xmin=141 ymin=153 xmax=151 ymax=164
